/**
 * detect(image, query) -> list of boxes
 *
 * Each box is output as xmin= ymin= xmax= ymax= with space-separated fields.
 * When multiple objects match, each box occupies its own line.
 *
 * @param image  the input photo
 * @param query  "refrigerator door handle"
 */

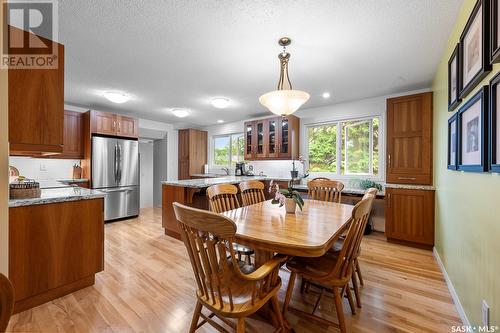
xmin=114 ymin=144 xmax=118 ymax=185
xmin=117 ymin=144 xmax=122 ymax=184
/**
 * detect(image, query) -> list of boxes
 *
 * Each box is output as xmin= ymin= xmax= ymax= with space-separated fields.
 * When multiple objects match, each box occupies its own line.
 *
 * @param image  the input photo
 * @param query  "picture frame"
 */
xmin=459 ymin=0 xmax=492 ymax=99
xmin=448 ymin=113 xmax=458 ymax=170
xmin=491 ymin=0 xmax=500 ymax=63
xmin=448 ymin=44 xmax=461 ymax=111
xmin=457 ymin=86 xmax=489 ymax=172
xmin=489 ymin=72 xmax=500 ymax=171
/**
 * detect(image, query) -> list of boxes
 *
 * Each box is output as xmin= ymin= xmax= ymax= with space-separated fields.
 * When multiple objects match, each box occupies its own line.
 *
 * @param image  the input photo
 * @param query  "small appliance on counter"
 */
xmin=9 ymin=177 xmax=41 ymax=199
xmin=235 ymin=162 xmax=244 ymax=176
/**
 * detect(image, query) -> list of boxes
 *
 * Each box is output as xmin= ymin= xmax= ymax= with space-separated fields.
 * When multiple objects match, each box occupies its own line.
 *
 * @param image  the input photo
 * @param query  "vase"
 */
xmin=285 ymin=198 xmax=296 ymax=214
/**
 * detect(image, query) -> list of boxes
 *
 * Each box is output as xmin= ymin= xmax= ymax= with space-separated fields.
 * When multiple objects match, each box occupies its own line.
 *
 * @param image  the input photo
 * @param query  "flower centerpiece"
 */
xmin=269 ymin=180 xmax=304 ymax=214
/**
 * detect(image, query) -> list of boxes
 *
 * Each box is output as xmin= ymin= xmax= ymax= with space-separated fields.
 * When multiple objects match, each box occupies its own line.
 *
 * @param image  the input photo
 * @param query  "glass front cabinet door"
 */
xmin=266 ymin=118 xmax=279 ymax=158
xmin=244 ymin=121 xmax=254 ymax=160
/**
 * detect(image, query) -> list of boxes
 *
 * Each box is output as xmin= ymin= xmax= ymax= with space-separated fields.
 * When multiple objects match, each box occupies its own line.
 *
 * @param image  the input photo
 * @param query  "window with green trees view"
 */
xmin=213 ymin=133 xmax=244 ymax=166
xmin=308 ymin=117 xmax=379 ymax=176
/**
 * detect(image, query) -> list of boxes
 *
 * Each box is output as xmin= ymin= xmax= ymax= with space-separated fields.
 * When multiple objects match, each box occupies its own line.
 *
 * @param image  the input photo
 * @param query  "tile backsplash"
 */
xmin=10 ymin=157 xmax=81 ymax=181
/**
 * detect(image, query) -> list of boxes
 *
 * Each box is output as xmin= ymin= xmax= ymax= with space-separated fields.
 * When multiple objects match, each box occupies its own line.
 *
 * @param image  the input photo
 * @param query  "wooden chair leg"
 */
xmin=345 ymin=283 xmax=356 ymax=315
xmin=270 ymin=295 xmax=285 ymax=331
xmin=355 ymin=259 xmax=364 ymax=286
xmin=351 ymin=271 xmax=362 ymax=308
xmin=333 ymin=287 xmax=347 ymax=333
xmin=189 ymin=301 xmax=202 ymax=333
xmin=237 ymin=318 xmax=246 ymax=333
xmin=282 ymin=271 xmax=297 ymax=315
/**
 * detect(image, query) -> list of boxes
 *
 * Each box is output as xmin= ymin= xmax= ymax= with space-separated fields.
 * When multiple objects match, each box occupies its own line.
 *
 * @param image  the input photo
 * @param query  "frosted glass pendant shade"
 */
xmin=259 ymin=89 xmax=310 ymax=116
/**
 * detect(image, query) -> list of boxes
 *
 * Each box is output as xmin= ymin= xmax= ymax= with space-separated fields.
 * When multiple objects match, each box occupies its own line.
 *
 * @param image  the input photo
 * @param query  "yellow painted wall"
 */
xmin=0 ymin=4 xmax=9 ymax=275
xmin=432 ymin=0 xmax=500 ymax=326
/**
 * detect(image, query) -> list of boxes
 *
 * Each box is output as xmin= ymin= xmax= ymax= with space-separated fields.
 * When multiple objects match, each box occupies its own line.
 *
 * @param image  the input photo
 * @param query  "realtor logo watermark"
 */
xmin=2 ymin=0 xmax=59 ymax=69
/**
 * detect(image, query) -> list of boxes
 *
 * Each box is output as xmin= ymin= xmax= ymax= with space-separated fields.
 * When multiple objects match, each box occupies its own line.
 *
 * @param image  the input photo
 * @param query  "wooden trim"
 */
xmin=433 ymin=248 xmax=470 ymax=326
xmin=13 ymin=275 xmax=95 ymax=314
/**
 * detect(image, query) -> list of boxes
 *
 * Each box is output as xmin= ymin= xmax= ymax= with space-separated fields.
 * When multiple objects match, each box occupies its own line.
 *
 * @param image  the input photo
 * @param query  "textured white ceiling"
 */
xmin=59 ymin=0 xmax=463 ymax=126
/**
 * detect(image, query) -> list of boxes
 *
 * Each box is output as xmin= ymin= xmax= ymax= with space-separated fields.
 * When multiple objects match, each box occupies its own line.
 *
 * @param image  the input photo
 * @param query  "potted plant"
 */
xmin=269 ymin=180 xmax=304 ymax=214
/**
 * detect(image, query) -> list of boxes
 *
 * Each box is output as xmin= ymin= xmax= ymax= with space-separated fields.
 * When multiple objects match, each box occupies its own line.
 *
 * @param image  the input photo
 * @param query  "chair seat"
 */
xmin=287 ymin=252 xmax=340 ymax=282
xmin=197 ymin=259 xmax=281 ymax=317
xmin=232 ymin=242 xmax=254 ymax=255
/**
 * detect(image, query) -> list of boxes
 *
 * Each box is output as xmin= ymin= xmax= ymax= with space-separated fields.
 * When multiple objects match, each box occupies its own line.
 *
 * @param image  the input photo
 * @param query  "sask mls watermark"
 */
xmin=2 ymin=0 xmax=59 ymax=69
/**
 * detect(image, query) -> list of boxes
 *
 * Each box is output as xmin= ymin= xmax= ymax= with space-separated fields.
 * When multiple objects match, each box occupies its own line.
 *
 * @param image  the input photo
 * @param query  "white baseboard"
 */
xmin=433 ymin=247 xmax=470 ymax=326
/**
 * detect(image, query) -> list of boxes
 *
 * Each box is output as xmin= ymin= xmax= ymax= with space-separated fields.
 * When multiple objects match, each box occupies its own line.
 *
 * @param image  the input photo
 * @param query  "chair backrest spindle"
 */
xmin=307 ymin=179 xmax=345 ymax=203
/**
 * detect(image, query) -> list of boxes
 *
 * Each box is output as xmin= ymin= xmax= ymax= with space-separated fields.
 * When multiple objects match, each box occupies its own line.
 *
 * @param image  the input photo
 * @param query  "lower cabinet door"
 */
xmin=385 ymin=188 xmax=434 ymax=246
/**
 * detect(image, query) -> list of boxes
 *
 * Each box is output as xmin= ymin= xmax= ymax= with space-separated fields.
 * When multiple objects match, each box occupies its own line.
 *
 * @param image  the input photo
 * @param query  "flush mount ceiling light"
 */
xmin=171 ymin=108 xmax=190 ymax=118
xmin=217 ymin=119 xmax=224 ymax=123
xmin=211 ymin=97 xmax=230 ymax=109
xmin=103 ymin=91 xmax=130 ymax=104
xmin=322 ymin=92 xmax=331 ymax=99
xmin=259 ymin=37 xmax=310 ymax=116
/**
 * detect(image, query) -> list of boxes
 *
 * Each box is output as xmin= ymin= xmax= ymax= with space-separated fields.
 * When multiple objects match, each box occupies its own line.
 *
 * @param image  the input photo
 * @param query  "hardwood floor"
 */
xmin=7 ymin=207 xmax=461 ymax=333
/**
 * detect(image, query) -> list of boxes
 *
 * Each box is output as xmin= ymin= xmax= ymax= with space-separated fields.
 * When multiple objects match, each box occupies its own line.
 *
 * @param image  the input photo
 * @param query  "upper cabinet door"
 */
xmin=116 ymin=115 xmax=138 ymax=138
xmin=266 ymin=118 xmax=279 ymax=159
xmin=8 ymin=27 xmax=64 ymax=155
xmin=278 ymin=116 xmax=300 ymax=159
xmin=386 ymin=92 xmax=433 ymax=185
xmin=255 ymin=120 xmax=266 ymax=159
xmin=90 ymin=111 xmax=117 ymax=136
xmin=244 ymin=121 xmax=255 ymax=160
xmin=61 ymin=111 xmax=84 ymax=159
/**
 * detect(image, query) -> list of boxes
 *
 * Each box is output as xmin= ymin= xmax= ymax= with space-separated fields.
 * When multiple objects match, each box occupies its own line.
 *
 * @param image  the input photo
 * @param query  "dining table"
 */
xmin=221 ymin=199 xmax=354 ymax=331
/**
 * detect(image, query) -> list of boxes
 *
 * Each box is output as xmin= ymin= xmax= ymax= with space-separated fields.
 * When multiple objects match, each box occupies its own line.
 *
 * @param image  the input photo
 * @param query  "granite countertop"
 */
xmin=57 ymin=178 xmax=89 ymax=183
xmin=9 ymin=187 xmax=105 ymax=208
xmin=163 ymin=176 xmax=273 ymax=188
xmin=291 ymin=184 xmax=385 ymax=196
xmin=384 ymin=183 xmax=435 ymax=191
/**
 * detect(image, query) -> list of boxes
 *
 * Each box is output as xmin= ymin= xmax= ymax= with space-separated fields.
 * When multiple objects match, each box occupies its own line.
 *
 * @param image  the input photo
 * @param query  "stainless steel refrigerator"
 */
xmin=92 ymin=136 xmax=139 ymax=221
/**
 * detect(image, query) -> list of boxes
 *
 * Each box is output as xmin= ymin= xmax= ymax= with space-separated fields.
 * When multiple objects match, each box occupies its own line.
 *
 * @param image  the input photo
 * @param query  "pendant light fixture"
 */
xmin=259 ymin=37 xmax=310 ymax=116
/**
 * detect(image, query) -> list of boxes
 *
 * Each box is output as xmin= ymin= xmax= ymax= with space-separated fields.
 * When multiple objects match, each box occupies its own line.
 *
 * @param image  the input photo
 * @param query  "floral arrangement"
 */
xmin=269 ymin=180 xmax=305 ymax=211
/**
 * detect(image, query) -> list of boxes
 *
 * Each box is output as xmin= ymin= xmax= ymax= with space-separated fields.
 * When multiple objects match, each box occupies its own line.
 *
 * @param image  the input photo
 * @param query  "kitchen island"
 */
xmin=8 ymin=187 xmax=105 ymax=313
xmin=162 ymin=176 xmax=275 ymax=238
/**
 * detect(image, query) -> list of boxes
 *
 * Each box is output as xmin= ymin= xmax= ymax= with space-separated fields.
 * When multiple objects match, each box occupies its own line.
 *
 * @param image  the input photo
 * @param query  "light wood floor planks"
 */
xmin=7 ymin=207 xmax=461 ymax=333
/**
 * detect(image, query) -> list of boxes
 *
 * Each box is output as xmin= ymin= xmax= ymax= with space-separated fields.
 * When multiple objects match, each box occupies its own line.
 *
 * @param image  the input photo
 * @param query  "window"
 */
xmin=308 ymin=117 xmax=379 ymax=176
xmin=213 ymin=133 xmax=244 ymax=167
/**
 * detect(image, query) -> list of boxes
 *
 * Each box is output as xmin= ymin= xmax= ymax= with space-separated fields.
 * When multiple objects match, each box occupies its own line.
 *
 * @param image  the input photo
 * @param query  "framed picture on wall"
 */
xmin=448 ymin=113 xmax=458 ymax=170
xmin=489 ymin=72 xmax=500 ymax=171
xmin=459 ymin=0 xmax=491 ymax=98
xmin=457 ymin=86 xmax=489 ymax=172
xmin=491 ymin=0 xmax=500 ymax=63
xmin=448 ymin=44 xmax=461 ymax=111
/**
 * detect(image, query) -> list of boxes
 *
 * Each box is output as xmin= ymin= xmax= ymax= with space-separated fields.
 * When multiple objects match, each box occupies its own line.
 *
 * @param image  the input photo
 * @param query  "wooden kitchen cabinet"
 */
xmin=116 ymin=115 xmax=139 ymax=138
xmin=8 ymin=27 xmax=65 ymax=156
xmin=90 ymin=111 xmax=138 ymax=138
xmin=178 ymin=129 xmax=208 ymax=180
xmin=59 ymin=110 xmax=84 ymax=159
xmin=9 ymin=198 xmax=104 ymax=313
xmin=386 ymin=92 xmax=433 ymax=185
xmin=385 ymin=188 xmax=435 ymax=248
xmin=244 ymin=115 xmax=300 ymax=160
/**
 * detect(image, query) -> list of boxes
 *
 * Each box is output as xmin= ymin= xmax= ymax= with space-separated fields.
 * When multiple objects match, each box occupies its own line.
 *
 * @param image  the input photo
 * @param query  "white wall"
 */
xmin=9 ymin=157 xmax=81 ymax=180
xmin=139 ymin=141 xmax=154 ymax=208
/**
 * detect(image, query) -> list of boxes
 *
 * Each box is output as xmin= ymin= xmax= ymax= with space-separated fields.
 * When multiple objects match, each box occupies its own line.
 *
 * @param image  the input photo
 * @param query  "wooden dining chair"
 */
xmin=0 ymin=273 xmax=14 ymax=333
xmin=307 ymin=179 xmax=345 ymax=203
xmin=173 ymin=203 xmax=286 ymax=333
xmin=239 ymin=181 xmax=266 ymax=206
xmin=282 ymin=195 xmax=374 ymax=333
xmin=207 ymin=184 xmax=254 ymax=265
